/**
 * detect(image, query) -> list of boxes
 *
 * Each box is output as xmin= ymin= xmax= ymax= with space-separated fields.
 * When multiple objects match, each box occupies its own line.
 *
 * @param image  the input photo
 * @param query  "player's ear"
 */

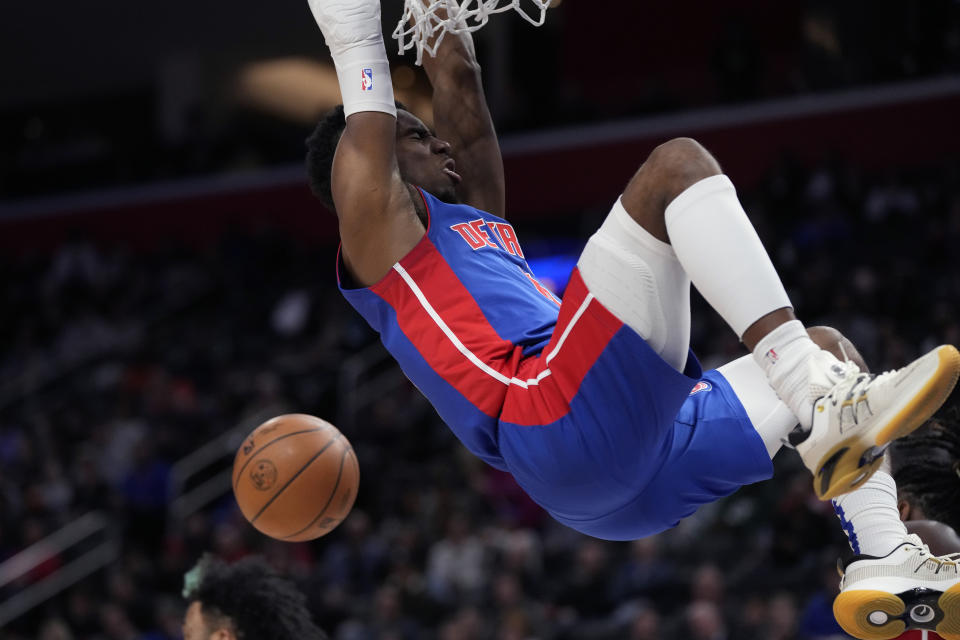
xmin=898 ymin=498 xmax=912 ymax=522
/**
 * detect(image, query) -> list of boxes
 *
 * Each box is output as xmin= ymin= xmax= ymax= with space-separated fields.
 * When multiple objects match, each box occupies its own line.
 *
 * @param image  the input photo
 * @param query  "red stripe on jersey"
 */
xmin=372 ymin=238 xmax=521 ymax=417
xmin=897 ymin=631 xmax=941 ymax=639
xmin=501 ymin=268 xmax=623 ymax=425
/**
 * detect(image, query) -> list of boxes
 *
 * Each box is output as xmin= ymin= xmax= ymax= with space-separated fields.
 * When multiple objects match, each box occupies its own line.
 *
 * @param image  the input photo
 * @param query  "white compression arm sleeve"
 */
xmin=308 ymin=0 xmax=397 ymax=118
xmin=664 ymin=175 xmax=792 ymax=338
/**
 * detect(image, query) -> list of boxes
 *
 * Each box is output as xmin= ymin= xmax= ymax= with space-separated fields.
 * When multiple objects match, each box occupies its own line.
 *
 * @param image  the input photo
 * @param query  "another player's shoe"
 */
xmin=791 ymin=345 xmax=960 ymax=500
xmin=834 ymin=534 xmax=960 ymax=640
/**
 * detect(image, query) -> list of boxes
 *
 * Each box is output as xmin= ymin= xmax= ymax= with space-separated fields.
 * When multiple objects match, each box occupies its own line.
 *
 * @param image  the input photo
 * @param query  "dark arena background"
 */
xmin=2 ymin=1 xmax=960 ymax=638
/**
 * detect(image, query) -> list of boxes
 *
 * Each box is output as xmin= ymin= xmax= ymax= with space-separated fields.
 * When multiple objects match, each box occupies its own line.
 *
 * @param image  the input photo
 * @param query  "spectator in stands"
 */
xmin=686 ymin=600 xmax=728 ymax=640
xmin=628 ymin=606 xmax=662 ymax=640
xmin=425 ymin=512 xmax=488 ymax=605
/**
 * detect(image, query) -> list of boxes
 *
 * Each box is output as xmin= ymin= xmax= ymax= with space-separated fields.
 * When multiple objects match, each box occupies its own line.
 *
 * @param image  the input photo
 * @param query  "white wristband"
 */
xmin=307 ymin=0 xmax=397 ymax=118
xmin=333 ymin=43 xmax=396 ymax=119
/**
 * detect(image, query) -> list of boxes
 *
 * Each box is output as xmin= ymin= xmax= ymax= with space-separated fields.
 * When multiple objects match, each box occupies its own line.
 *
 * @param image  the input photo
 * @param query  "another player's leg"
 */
xmin=617 ymin=137 xmax=960 ymax=500
xmin=834 ymin=469 xmax=960 ymax=640
xmin=831 ymin=464 xmax=960 ymax=640
xmin=831 ymin=409 xmax=960 ymax=640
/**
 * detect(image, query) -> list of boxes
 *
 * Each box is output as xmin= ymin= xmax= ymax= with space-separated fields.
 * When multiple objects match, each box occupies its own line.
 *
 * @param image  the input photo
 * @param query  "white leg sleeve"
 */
xmin=577 ymin=197 xmax=691 ymax=372
xmin=664 ymin=175 xmax=792 ymax=338
xmin=717 ymin=354 xmax=799 ymax=458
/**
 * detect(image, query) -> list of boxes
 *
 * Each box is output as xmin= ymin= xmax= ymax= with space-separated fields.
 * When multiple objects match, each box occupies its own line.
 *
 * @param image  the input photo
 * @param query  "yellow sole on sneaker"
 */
xmin=813 ymin=344 xmax=960 ymax=500
xmin=937 ymin=582 xmax=960 ymax=640
xmin=876 ymin=344 xmax=960 ymax=445
xmin=834 ymin=590 xmax=906 ymax=640
xmin=813 ymin=443 xmax=885 ymax=501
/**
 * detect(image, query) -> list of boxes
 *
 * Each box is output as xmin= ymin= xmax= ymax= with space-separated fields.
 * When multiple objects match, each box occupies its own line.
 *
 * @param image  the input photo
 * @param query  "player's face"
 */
xmin=182 ymin=602 xmax=234 ymax=640
xmin=395 ymin=110 xmax=461 ymax=204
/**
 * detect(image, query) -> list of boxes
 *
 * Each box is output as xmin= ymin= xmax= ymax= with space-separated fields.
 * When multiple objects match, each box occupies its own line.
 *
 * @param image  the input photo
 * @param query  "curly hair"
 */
xmin=183 ymin=554 xmax=328 ymax=640
xmin=304 ymin=102 xmax=408 ymax=212
xmin=889 ymin=401 xmax=960 ymax=533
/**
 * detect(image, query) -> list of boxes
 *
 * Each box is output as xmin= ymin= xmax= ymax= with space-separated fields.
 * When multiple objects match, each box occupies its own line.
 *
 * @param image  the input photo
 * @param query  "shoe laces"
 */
xmin=831 ymin=340 xmax=902 ymax=399
xmin=824 ymin=368 xmax=872 ymax=405
xmin=905 ymin=536 xmax=960 ymax=574
xmin=819 ymin=360 xmax=875 ymax=430
xmin=782 ymin=348 xmax=895 ymax=450
xmin=780 ymin=361 xmax=867 ymax=449
xmin=826 ymin=365 xmax=908 ymax=416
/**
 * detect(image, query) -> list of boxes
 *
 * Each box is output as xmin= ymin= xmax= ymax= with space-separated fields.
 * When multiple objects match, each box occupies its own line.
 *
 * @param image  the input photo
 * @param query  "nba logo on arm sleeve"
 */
xmin=361 ymin=68 xmax=373 ymax=91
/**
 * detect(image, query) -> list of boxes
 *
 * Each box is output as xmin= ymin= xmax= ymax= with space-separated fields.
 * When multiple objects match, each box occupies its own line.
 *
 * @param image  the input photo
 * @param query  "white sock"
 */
xmin=717 ymin=355 xmax=799 ymax=458
xmin=752 ymin=320 xmax=825 ymax=428
xmin=832 ymin=470 xmax=908 ymax=557
xmin=664 ymin=175 xmax=792 ymax=338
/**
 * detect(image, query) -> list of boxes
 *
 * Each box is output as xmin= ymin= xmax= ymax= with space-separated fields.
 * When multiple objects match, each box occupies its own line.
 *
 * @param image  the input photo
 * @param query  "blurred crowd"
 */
xmin=1 ymin=152 xmax=960 ymax=640
xmin=2 ymin=1 xmax=959 ymax=199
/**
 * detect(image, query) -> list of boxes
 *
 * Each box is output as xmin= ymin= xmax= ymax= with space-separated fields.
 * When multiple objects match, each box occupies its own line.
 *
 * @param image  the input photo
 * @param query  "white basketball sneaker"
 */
xmin=791 ymin=345 xmax=960 ymax=500
xmin=834 ymin=534 xmax=960 ymax=640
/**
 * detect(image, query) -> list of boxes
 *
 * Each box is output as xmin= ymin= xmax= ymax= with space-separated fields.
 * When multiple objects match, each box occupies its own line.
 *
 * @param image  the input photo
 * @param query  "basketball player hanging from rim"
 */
xmin=303 ymin=1 xmax=960 ymax=637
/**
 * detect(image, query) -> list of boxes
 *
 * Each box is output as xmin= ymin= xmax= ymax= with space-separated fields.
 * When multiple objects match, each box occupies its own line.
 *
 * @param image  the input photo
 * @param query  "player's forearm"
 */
xmin=422 ymin=29 xmax=488 ymax=127
xmin=429 ymin=57 xmax=492 ymax=147
xmin=423 ymin=34 xmax=505 ymax=216
xmin=418 ymin=15 xmax=495 ymax=145
xmin=421 ymin=29 xmax=481 ymax=86
xmin=435 ymin=88 xmax=505 ymax=217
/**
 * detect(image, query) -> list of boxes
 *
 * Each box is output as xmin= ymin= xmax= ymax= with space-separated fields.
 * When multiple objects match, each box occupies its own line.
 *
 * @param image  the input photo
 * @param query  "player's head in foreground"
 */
xmin=181 ymin=554 xmax=328 ymax=640
xmin=889 ymin=402 xmax=960 ymax=533
xmin=306 ymin=103 xmax=461 ymax=212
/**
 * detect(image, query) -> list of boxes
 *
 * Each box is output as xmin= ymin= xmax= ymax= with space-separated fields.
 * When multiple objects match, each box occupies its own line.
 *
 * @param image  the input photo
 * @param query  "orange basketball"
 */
xmin=232 ymin=414 xmax=359 ymax=541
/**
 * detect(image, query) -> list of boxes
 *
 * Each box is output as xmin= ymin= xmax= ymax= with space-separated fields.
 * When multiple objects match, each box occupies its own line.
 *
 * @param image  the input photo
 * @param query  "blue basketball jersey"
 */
xmin=338 ymin=188 xmax=772 ymax=540
xmin=338 ymin=189 xmax=561 ymax=468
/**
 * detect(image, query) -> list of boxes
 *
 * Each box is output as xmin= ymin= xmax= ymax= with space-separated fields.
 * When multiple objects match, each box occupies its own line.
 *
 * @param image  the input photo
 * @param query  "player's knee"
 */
xmin=807 ymin=325 xmax=844 ymax=347
xmin=807 ymin=325 xmax=870 ymax=372
xmin=644 ymin=137 xmax=722 ymax=201
xmin=620 ymin=138 xmax=723 ymax=241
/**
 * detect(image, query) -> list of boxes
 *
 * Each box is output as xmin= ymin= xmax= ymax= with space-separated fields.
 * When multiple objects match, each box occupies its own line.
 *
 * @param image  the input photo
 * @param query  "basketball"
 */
xmin=232 ymin=414 xmax=359 ymax=541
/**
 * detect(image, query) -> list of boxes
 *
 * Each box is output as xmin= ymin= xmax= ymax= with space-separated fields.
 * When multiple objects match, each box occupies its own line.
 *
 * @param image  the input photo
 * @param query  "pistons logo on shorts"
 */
xmin=689 ymin=381 xmax=712 ymax=396
xmin=361 ymin=68 xmax=373 ymax=91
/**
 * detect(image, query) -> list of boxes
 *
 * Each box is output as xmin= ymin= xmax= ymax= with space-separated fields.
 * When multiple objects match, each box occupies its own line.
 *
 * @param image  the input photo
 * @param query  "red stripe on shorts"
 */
xmin=372 ymin=238 xmax=521 ymax=417
xmin=500 ymin=268 xmax=624 ymax=426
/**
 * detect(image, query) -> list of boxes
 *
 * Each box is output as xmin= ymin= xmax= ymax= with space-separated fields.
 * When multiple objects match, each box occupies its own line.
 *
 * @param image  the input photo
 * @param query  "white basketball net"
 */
xmin=393 ymin=0 xmax=552 ymax=65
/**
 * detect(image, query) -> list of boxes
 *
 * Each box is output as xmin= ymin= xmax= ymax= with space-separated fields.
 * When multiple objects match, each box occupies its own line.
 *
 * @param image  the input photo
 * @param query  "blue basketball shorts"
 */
xmin=496 ymin=270 xmax=774 ymax=540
